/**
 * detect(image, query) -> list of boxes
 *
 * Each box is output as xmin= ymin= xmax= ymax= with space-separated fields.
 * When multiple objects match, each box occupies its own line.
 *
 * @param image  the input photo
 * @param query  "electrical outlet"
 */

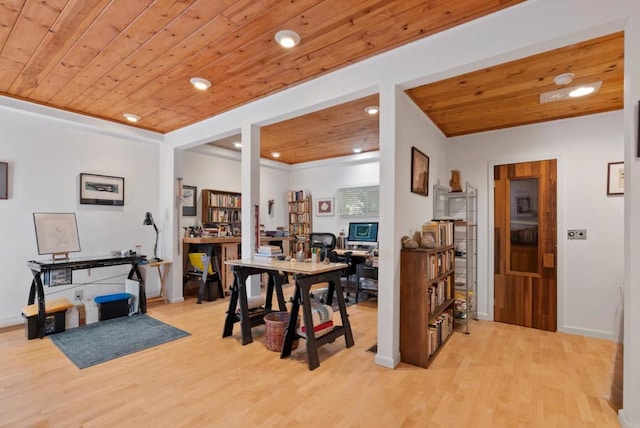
xmin=567 ymin=229 xmax=587 ymax=240
xmin=74 ymin=289 xmax=84 ymax=300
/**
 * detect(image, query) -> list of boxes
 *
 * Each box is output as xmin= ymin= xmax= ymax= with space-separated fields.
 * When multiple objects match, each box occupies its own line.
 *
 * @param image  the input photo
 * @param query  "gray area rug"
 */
xmin=50 ymin=314 xmax=190 ymax=369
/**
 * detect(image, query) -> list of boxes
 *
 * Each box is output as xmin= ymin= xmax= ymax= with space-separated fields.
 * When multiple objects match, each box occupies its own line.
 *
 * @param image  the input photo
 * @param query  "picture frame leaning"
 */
xmin=80 ymin=173 xmax=125 ymax=206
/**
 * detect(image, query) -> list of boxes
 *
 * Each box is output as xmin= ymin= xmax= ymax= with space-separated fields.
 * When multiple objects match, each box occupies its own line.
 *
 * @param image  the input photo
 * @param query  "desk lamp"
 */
xmin=143 ymin=212 xmax=161 ymax=261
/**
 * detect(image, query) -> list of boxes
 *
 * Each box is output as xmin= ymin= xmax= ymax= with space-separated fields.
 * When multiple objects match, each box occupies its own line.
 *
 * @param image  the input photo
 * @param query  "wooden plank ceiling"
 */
xmin=406 ymin=32 xmax=624 ymax=137
xmin=0 ymin=1 xmax=624 ymax=164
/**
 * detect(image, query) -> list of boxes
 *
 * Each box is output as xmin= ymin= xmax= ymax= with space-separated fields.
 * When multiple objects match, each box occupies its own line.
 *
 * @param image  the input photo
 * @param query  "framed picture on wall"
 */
xmin=182 ymin=185 xmax=197 ymax=216
xmin=0 ymin=161 xmax=7 ymax=199
xmin=607 ymin=162 xmax=624 ymax=195
xmin=80 ymin=173 xmax=125 ymax=206
xmin=316 ymin=197 xmax=335 ymax=216
xmin=411 ymin=147 xmax=429 ymax=196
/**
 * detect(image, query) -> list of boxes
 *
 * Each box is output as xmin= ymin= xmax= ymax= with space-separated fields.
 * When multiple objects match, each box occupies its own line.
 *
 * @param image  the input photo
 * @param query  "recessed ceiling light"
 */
xmin=553 ymin=73 xmax=575 ymax=86
xmin=190 ymin=77 xmax=211 ymax=90
xmin=569 ymin=86 xmax=596 ymax=98
xmin=271 ymin=152 xmax=281 ymax=158
xmin=233 ymin=142 xmax=242 ymax=148
xmin=353 ymin=148 xmax=363 ymax=154
xmin=123 ymin=113 xmax=140 ymax=123
xmin=539 ymin=81 xmax=602 ymax=104
xmin=364 ymin=106 xmax=379 ymax=115
xmin=275 ymin=30 xmax=300 ymax=48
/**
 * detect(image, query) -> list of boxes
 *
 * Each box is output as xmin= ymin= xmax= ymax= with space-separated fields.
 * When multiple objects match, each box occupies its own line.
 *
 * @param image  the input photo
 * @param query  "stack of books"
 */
xmin=254 ymin=245 xmax=283 ymax=260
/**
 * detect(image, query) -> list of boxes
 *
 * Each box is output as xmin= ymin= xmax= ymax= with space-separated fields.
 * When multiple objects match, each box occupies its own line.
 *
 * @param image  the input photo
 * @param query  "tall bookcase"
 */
xmin=201 ymin=189 xmax=242 ymax=236
xmin=433 ymin=181 xmax=478 ymax=333
xmin=400 ymin=238 xmax=456 ymax=368
xmin=288 ymin=190 xmax=312 ymax=255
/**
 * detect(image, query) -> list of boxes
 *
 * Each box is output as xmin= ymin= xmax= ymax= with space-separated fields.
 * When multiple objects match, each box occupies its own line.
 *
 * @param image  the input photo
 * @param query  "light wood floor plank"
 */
xmin=0 ymin=286 xmax=620 ymax=427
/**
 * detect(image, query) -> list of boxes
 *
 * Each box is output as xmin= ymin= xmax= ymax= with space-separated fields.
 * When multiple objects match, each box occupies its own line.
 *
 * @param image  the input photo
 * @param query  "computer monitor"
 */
xmin=347 ymin=222 xmax=379 ymax=248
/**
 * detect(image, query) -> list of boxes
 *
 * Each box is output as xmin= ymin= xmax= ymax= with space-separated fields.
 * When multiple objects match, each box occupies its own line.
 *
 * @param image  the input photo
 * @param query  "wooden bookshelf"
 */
xmin=288 ymin=190 xmax=312 ymax=255
xmin=400 ymin=245 xmax=456 ymax=368
xmin=201 ymin=189 xmax=242 ymax=236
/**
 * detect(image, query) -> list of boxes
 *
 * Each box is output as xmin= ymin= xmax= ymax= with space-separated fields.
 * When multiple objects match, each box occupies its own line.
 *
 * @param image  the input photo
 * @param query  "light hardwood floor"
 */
xmin=0 ymin=286 xmax=620 ymax=427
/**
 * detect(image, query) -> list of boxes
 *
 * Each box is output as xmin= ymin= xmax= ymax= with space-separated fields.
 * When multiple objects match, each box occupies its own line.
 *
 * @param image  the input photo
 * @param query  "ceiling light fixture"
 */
xmin=539 ymin=81 xmax=602 ymax=104
xmin=123 ymin=113 xmax=140 ymax=123
xmin=190 ymin=77 xmax=211 ymax=90
xmin=364 ymin=106 xmax=379 ymax=115
xmin=353 ymin=148 xmax=363 ymax=154
xmin=233 ymin=142 xmax=242 ymax=148
xmin=275 ymin=30 xmax=300 ymax=48
xmin=271 ymin=152 xmax=281 ymax=158
xmin=569 ymin=86 xmax=596 ymax=98
xmin=553 ymin=72 xmax=575 ymax=86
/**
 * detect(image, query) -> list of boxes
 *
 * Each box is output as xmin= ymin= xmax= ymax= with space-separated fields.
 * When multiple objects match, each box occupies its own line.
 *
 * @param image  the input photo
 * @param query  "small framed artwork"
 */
xmin=0 ymin=161 xmax=7 ymax=199
xmin=607 ymin=162 xmax=624 ymax=196
xmin=80 ymin=173 xmax=125 ymax=206
xmin=316 ymin=197 xmax=335 ymax=216
xmin=182 ymin=185 xmax=197 ymax=216
xmin=411 ymin=146 xmax=429 ymax=196
xmin=516 ymin=196 xmax=531 ymax=215
xmin=33 ymin=212 xmax=81 ymax=257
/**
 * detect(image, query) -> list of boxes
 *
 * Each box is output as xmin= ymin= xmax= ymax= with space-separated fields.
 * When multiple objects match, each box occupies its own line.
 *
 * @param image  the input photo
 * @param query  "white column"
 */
xmin=241 ymin=123 xmax=261 ymax=297
xmin=159 ymin=144 xmax=184 ymax=303
xmin=621 ymin=7 xmax=640 ymax=427
xmin=375 ymin=83 xmax=401 ymax=368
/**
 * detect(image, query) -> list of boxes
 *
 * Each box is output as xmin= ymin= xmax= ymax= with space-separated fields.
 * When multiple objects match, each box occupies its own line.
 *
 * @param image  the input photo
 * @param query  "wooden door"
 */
xmin=494 ymin=160 xmax=557 ymax=331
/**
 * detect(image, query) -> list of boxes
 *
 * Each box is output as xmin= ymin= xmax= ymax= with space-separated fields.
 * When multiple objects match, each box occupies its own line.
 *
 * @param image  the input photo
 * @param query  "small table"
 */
xmin=142 ymin=260 xmax=172 ymax=304
xmin=224 ymin=258 xmax=354 ymax=370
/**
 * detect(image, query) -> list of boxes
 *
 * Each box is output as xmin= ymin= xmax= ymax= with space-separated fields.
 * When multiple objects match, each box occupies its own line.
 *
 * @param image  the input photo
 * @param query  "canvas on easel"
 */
xmin=33 ymin=213 xmax=81 ymax=260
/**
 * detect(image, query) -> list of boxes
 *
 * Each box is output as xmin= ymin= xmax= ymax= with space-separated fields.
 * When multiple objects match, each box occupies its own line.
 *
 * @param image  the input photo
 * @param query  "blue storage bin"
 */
xmin=95 ymin=293 xmax=131 ymax=320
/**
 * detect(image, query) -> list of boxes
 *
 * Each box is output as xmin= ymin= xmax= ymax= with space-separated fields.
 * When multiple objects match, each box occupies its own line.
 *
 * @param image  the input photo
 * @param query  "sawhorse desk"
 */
xmin=222 ymin=262 xmax=287 ymax=345
xmin=224 ymin=259 xmax=354 ymax=370
xmin=27 ymin=254 xmax=147 ymax=339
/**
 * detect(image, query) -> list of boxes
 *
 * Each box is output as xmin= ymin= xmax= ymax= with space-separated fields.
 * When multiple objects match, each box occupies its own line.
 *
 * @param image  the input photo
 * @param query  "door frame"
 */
xmin=485 ymin=154 xmax=565 ymax=330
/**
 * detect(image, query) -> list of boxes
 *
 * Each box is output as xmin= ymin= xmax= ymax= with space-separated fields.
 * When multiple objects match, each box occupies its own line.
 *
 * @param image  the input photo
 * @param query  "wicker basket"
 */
xmin=264 ymin=311 xmax=298 ymax=352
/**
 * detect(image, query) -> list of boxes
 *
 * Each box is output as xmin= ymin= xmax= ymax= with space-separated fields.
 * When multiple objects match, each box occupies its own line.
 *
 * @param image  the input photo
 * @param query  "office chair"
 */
xmin=309 ymin=233 xmax=337 ymax=261
xmin=308 ymin=233 xmax=355 ymax=302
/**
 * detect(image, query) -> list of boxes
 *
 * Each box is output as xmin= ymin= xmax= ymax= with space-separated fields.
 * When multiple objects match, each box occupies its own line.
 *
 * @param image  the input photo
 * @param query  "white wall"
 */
xmin=396 ymin=91 xmax=449 ymax=236
xmin=181 ymin=147 xmax=290 ymax=232
xmin=0 ymin=104 xmax=161 ymax=327
xmin=447 ymin=111 xmax=624 ymax=339
xmin=289 ymin=153 xmax=380 ymax=235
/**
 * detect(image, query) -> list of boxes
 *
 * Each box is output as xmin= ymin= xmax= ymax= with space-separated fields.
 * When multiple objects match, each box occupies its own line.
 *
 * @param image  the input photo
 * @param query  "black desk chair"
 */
xmin=309 ymin=233 xmax=337 ymax=261
xmin=184 ymin=246 xmax=224 ymax=303
xmin=309 ymin=233 xmax=355 ymax=301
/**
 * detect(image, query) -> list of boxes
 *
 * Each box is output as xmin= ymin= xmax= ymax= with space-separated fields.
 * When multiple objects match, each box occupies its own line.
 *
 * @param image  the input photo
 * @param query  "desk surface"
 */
xmin=184 ymin=236 xmax=293 ymax=245
xmin=28 ymin=254 xmax=146 ymax=271
xmin=334 ymin=248 xmax=372 ymax=257
xmin=225 ymin=258 xmax=347 ymax=274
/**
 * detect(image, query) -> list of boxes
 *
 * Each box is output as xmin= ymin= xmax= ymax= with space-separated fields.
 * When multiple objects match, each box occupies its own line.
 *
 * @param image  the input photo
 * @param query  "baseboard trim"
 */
xmin=619 ymin=409 xmax=640 ymax=428
xmin=374 ymin=352 xmax=400 ymax=369
xmin=559 ymin=325 xmax=613 ymax=340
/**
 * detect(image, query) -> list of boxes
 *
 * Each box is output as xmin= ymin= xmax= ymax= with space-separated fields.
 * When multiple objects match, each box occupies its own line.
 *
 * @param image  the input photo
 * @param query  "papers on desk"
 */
xmin=253 ymin=253 xmax=286 ymax=261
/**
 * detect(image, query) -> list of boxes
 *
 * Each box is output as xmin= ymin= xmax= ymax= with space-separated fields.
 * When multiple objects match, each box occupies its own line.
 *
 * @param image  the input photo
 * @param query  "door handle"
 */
xmin=543 ymin=253 xmax=555 ymax=268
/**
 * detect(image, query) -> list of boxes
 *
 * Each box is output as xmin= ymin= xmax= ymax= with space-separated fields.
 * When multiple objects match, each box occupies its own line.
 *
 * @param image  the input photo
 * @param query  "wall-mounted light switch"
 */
xmin=567 ymin=229 xmax=587 ymax=240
